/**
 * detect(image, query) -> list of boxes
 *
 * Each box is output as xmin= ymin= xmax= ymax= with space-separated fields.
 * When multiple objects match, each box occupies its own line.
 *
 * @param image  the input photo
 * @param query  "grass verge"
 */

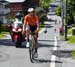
xmin=0 ymin=32 xmax=9 ymax=39
xmin=67 ymin=28 xmax=75 ymax=60
xmin=59 ymin=27 xmax=75 ymax=60
xmin=39 ymin=24 xmax=45 ymax=31
xmin=71 ymin=51 xmax=75 ymax=59
xmin=67 ymin=36 xmax=75 ymax=44
xmin=68 ymin=28 xmax=72 ymax=35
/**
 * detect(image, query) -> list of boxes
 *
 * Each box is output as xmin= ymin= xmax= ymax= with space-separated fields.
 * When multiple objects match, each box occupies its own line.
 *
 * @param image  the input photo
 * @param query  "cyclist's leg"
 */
xmin=29 ymin=25 xmax=38 ymax=58
xmin=26 ymin=28 xmax=30 ymax=47
xmin=33 ymin=29 xmax=38 ymax=53
xmin=34 ymin=32 xmax=38 ymax=52
xmin=33 ymin=33 xmax=38 ymax=58
xmin=26 ymin=27 xmax=30 ymax=42
xmin=26 ymin=28 xmax=30 ymax=42
xmin=29 ymin=25 xmax=38 ymax=52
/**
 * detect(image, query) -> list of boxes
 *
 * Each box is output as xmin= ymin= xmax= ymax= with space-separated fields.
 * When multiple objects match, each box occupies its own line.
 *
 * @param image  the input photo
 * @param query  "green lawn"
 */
xmin=67 ymin=27 xmax=75 ymax=44
xmin=60 ymin=27 xmax=75 ymax=59
xmin=0 ymin=33 xmax=6 ymax=38
xmin=60 ymin=27 xmax=72 ymax=40
xmin=39 ymin=24 xmax=45 ymax=31
xmin=67 ymin=36 xmax=75 ymax=44
xmin=68 ymin=28 xmax=75 ymax=60
xmin=68 ymin=28 xmax=72 ymax=35
xmin=40 ymin=24 xmax=45 ymax=27
xmin=0 ymin=32 xmax=9 ymax=39
xmin=59 ymin=28 xmax=75 ymax=44
xmin=71 ymin=51 xmax=75 ymax=59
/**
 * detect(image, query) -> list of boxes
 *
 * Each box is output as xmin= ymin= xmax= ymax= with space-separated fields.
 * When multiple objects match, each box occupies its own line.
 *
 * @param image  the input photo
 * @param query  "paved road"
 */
xmin=0 ymin=20 xmax=57 ymax=67
xmin=0 ymin=20 xmax=75 ymax=67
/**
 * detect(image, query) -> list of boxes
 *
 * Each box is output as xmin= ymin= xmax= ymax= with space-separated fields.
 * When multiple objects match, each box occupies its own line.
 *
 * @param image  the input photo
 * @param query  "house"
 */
xmin=0 ymin=0 xmax=39 ymax=22
xmin=8 ymin=3 xmax=23 ymax=18
xmin=5 ymin=0 xmax=39 ymax=18
xmin=0 ymin=0 xmax=10 ymax=23
xmin=5 ymin=0 xmax=25 ymax=19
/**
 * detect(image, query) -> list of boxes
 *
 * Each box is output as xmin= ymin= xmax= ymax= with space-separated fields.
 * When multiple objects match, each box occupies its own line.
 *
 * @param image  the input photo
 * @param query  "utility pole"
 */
xmin=64 ymin=0 xmax=68 ymax=40
xmin=61 ymin=0 xmax=64 ymax=35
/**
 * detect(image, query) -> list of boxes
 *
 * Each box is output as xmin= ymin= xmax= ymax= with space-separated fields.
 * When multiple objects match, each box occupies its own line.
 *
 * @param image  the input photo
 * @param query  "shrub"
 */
xmin=1 ymin=24 xmax=9 ymax=32
xmin=35 ymin=7 xmax=47 ymax=24
xmin=55 ymin=7 xmax=61 ymax=16
xmin=0 ymin=20 xmax=3 ymax=33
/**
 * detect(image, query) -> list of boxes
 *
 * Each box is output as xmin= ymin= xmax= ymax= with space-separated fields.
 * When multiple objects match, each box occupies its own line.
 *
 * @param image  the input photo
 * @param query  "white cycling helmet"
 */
xmin=28 ymin=8 xmax=34 ymax=12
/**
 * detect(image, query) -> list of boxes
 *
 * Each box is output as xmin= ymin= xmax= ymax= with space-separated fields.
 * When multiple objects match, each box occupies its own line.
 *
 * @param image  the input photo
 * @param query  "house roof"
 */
xmin=0 ymin=0 xmax=9 ymax=5
xmin=0 ymin=0 xmax=7 ymax=2
xmin=5 ymin=0 xmax=25 ymax=3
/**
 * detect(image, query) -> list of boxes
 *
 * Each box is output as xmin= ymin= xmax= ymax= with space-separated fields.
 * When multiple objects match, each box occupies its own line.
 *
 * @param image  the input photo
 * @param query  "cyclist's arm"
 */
xmin=23 ymin=16 xmax=28 ymax=32
xmin=23 ymin=24 xmax=26 ymax=32
xmin=36 ymin=21 xmax=39 ymax=32
xmin=36 ymin=16 xmax=39 ymax=32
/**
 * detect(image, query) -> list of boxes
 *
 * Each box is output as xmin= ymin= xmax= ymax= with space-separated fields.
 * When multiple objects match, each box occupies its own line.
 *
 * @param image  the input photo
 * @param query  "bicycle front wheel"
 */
xmin=29 ymin=35 xmax=35 ymax=63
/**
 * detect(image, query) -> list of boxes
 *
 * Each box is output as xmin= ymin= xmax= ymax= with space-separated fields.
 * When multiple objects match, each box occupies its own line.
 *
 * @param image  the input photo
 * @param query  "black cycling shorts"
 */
xmin=29 ymin=25 xmax=37 ymax=32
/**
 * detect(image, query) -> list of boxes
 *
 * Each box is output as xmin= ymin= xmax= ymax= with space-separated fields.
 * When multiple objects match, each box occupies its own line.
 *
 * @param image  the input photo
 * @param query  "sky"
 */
xmin=5 ymin=0 xmax=25 ymax=2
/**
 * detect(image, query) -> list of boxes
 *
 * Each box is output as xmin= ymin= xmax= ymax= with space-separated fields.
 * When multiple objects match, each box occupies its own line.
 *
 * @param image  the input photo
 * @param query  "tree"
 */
xmin=55 ymin=7 xmax=61 ymax=16
xmin=35 ymin=7 xmax=47 ymax=24
xmin=39 ymin=0 xmax=53 ymax=9
xmin=67 ymin=0 xmax=75 ymax=25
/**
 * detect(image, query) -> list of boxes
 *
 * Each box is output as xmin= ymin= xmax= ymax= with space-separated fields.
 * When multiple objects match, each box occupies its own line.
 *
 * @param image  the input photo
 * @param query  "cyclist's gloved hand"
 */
xmin=22 ymin=30 xmax=25 ymax=35
xmin=34 ymin=30 xmax=38 ymax=33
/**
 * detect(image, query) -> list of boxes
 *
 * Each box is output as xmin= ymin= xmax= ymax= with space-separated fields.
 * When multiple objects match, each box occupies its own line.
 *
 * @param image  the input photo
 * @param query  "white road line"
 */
xmin=50 ymin=36 xmax=58 ymax=67
xmin=50 ymin=55 xmax=56 ymax=67
xmin=53 ymin=36 xmax=58 ymax=51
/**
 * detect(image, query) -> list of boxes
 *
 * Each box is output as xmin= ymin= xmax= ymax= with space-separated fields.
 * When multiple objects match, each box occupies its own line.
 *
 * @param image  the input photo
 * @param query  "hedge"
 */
xmin=1 ymin=24 xmax=9 ymax=32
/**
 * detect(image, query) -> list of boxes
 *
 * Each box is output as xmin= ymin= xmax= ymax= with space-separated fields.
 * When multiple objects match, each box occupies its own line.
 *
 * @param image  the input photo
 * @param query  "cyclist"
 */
xmin=13 ymin=12 xmax=22 ymax=26
xmin=22 ymin=8 xmax=39 ymax=58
